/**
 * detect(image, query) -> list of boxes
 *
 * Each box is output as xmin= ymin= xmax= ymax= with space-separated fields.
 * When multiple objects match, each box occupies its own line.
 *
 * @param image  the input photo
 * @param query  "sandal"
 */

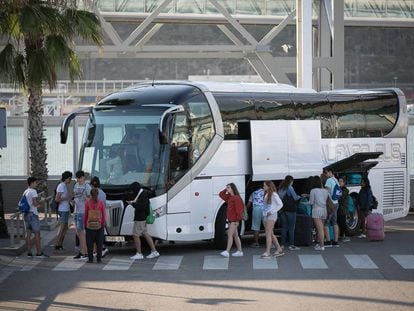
xmin=261 ymin=253 xmax=272 ymax=259
xmin=273 ymin=251 xmax=285 ymax=257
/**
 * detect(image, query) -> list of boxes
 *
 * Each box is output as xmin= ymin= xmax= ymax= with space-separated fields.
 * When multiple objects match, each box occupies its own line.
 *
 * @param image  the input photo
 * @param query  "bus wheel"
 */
xmin=345 ymin=194 xmax=362 ymax=236
xmin=214 ymin=206 xmax=228 ymax=250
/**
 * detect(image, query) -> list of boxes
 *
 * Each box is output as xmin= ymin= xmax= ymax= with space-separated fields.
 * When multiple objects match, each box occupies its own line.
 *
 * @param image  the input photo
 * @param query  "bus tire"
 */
xmin=345 ymin=194 xmax=362 ymax=236
xmin=214 ymin=205 xmax=227 ymax=250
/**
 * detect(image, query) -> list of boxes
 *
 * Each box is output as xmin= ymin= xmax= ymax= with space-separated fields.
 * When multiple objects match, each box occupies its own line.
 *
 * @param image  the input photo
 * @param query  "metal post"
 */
xmin=296 ymin=0 xmax=313 ymax=89
xmin=23 ymin=118 xmax=30 ymax=175
xmin=9 ymin=218 xmax=15 ymax=247
xmin=73 ymin=118 xmax=79 ymax=173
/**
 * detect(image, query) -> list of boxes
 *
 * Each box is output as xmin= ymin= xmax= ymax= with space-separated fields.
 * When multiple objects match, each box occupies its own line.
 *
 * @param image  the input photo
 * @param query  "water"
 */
xmin=0 ymin=126 xmax=84 ymax=177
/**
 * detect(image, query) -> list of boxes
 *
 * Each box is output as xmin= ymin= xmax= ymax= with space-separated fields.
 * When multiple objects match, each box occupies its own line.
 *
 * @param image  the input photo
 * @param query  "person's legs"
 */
xmin=143 ymin=233 xmax=157 ymax=252
xmin=264 ymin=220 xmax=273 ymax=255
xmin=251 ymin=206 xmax=262 ymax=246
xmin=268 ymin=220 xmax=283 ymax=253
xmin=133 ymin=235 xmax=142 ymax=253
xmin=279 ymin=212 xmax=288 ymax=247
xmin=85 ymin=229 xmax=94 ymax=261
xmin=232 ymin=224 xmax=242 ymax=252
xmin=314 ymin=218 xmax=325 ymax=247
xmin=56 ymin=212 xmax=69 ymax=247
xmin=26 ymin=230 xmax=32 ymax=254
xmin=253 ymin=231 xmax=260 ymax=246
xmin=225 ymin=223 xmax=236 ymax=252
xmin=96 ymin=228 xmax=104 ymax=261
xmin=287 ymin=212 xmax=296 ymax=246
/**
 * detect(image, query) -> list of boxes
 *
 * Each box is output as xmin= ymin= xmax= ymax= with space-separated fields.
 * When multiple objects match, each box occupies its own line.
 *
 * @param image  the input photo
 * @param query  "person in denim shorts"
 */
xmin=23 ymin=177 xmax=49 ymax=258
xmin=54 ymin=171 xmax=72 ymax=250
xmin=324 ymin=169 xmax=340 ymax=247
xmin=73 ymin=170 xmax=91 ymax=259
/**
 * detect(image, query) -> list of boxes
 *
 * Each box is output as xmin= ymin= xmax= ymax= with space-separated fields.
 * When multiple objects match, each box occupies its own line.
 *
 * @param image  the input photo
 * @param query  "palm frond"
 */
xmin=64 ymin=8 xmax=103 ymax=46
xmin=67 ymin=49 xmax=82 ymax=81
xmin=26 ymin=47 xmax=55 ymax=89
xmin=0 ymin=43 xmax=26 ymax=88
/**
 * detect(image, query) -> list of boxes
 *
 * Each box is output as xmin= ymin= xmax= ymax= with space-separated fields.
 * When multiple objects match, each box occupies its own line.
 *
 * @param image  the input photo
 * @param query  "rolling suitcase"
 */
xmin=366 ymin=213 xmax=385 ymax=241
xmin=294 ymin=214 xmax=313 ymax=246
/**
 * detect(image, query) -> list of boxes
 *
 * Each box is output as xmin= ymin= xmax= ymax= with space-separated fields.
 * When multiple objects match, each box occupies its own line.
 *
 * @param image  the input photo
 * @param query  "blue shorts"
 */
xmin=324 ymin=203 xmax=338 ymax=226
xmin=74 ymin=213 xmax=85 ymax=231
xmin=251 ymin=205 xmax=263 ymax=231
xmin=58 ymin=211 xmax=70 ymax=224
xmin=24 ymin=213 xmax=40 ymax=233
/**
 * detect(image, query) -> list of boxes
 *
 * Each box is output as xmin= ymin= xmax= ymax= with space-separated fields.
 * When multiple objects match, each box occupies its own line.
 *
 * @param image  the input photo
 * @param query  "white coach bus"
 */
xmin=61 ymin=81 xmax=409 ymax=248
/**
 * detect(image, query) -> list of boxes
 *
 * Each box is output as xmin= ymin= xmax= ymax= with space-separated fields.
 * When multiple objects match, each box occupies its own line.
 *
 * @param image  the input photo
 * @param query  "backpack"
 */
xmin=331 ymin=183 xmax=343 ymax=200
xmin=18 ymin=192 xmax=30 ymax=213
xmin=87 ymin=202 xmax=102 ymax=230
xmin=281 ymin=193 xmax=297 ymax=212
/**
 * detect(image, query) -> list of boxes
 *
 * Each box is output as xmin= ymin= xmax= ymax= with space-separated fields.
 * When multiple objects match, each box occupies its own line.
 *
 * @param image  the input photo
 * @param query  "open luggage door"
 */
xmin=323 ymin=152 xmax=383 ymax=174
xmin=250 ymin=120 xmax=323 ymax=181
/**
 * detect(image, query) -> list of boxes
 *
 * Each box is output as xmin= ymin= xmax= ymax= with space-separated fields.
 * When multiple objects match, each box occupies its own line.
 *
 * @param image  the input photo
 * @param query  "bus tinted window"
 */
xmin=252 ymin=93 xmax=294 ymax=121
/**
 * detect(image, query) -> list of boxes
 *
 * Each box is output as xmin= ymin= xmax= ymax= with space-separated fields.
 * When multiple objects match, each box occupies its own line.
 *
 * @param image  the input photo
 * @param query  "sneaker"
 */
xmin=27 ymin=252 xmax=33 ymax=258
xmin=314 ymin=244 xmax=325 ymax=251
xmin=357 ymin=234 xmax=366 ymax=239
xmin=54 ymin=245 xmax=63 ymax=251
xmin=146 ymin=251 xmax=160 ymax=259
xmin=102 ymin=248 xmax=109 ymax=258
xmin=324 ymin=241 xmax=332 ymax=248
xmin=73 ymin=253 xmax=82 ymax=259
xmin=332 ymin=241 xmax=340 ymax=247
xmin=288 ymin=245 xmax=301 ymax=251
xmin=232 ymin=251 xmax=243 ymax=257
xmin=35 ymin=253 xmax=50 ymax=258
xmin=130 ymin=253 xmax=144 ymax=260
xmin=220 ymin=250 xmax=230 ymax=257
xmin=341 ymin=236 xmax=351 ymax=242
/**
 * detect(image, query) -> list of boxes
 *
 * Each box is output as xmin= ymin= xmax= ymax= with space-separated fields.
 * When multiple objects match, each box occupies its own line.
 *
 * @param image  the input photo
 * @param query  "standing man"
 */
xmin=54 ymin=171 xmax=73 ymax=250
xmin=324 ymin=169 xmax=340 ymax=247
xmin=23 ymin=177 xmax=49 ymax=258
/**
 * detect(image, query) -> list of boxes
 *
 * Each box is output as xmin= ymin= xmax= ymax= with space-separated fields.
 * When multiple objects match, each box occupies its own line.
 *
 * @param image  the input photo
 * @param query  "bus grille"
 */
xmin=400 ymin=153 xmax=406 ymax=166
xmin=105 ymin=203 xmax=123 ymax=235
xmin=383 ymin=171 xmax=405 ymax=210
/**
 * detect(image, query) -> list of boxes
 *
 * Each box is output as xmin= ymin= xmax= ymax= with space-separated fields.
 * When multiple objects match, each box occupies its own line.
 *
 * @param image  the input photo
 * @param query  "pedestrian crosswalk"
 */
xmin=1 ymin=253 xmax=414 ymax=279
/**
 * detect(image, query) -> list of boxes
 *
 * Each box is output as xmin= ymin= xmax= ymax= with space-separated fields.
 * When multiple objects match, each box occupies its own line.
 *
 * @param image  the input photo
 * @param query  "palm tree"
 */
xmin=0 ymin=0 xmax=102 ymax=193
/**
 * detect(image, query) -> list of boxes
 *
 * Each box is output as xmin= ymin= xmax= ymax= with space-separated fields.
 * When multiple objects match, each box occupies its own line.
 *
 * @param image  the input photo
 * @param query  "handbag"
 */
xmin=326 ymin=196 xmax=335 ymax=215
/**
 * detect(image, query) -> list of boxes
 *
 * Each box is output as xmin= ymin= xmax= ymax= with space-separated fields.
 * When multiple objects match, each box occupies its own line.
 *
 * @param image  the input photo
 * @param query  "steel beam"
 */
xmin=296 ymin=0 xmax=313 ymax=89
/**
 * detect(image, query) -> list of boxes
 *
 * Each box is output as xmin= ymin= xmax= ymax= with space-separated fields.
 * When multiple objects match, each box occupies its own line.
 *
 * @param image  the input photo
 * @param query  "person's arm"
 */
xmin=236 ymin=197 xmax=244 ymax=220
xmin=309 ymin=190 xmax=315 ymax=205
xmin=288 ymin=186 xmax=301 ymax=201
xmin=273 ymin=193 xmax=283 ymax=212
xmin=99 ymin=201 xmax=106 ymax=225
xmin=84 ymin=201 xmax=89 ymax=227
xmin=219 ymin=189 xmax=229 ymax=202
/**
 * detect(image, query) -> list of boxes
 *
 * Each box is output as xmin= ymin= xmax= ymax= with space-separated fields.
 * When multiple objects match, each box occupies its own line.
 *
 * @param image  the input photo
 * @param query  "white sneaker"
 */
xmin=314 ymin=244 xmax=325 ymax=251
xmin=220 ymin=250 xmax=230 ymax=257
xmin=357 ymin=234 xmax=367 ymax=239
xmin=102 ymin=248 xmax=109 ymax=258
xmin=130 ymin=253 xmax=144 ymax=260
xmin=288 ymin=245 xmax=301 ymax=251
xmin=146 ymin=251 xmax=160 ymax=259
xmin=232 ymin=251 xmax=243 ymax=257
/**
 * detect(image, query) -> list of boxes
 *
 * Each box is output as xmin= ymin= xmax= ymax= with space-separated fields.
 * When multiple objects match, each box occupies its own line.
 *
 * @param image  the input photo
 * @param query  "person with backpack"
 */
xmin=338 ymin=177 xmax=351 ymax=242
xmin=357 ymin=177 xmax=374 ymax=239
xmin=323 ymin=169 xmax=341 ymax=247
xmin=84 ymin=187 xmax=106 ymax=263
xmin=72 ymin=170 xmax=91 ymax=260
xmin=128 ymin=182 xmax=160 ymax=260
xmin=54 ymin=171 xmax=73 ymax=251
xmin=219 ymin=183 xmax=244 ymax=257
xmin=278 ymin=175 xmax=302 ymax=251
xmin=22 ymin=177 xmax=49 ymax=258
xmin=90 ymin=176 xmax=109 ymax=258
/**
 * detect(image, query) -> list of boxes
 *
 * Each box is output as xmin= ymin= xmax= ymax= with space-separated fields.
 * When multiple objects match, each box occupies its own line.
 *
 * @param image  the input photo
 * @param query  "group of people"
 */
xmin=219 ymin=169 xmax=375 ymax=257
xmin=23 ymin=170 xmax=160 ymax=262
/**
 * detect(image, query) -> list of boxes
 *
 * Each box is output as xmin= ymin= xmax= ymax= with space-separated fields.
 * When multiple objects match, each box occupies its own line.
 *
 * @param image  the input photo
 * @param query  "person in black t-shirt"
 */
xmin=127 ymin=182 xmax=160 ymax=260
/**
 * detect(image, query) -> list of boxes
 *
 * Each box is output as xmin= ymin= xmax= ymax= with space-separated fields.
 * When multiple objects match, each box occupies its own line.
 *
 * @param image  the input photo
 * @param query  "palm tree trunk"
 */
xmin=27 ymin=88 xmax=49 ymax=194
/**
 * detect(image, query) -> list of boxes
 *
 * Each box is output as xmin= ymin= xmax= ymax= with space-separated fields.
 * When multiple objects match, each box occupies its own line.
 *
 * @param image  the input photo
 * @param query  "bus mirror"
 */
xmin=159 ymin=105 xmax=184 ymax=145
xmin=60 ymin=106 xmax=92 ymax=144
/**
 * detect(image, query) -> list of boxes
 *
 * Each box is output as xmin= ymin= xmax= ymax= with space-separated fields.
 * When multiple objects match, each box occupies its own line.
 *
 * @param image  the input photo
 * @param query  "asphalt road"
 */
xmin=0 ymin=215 xmax=413 ymax=311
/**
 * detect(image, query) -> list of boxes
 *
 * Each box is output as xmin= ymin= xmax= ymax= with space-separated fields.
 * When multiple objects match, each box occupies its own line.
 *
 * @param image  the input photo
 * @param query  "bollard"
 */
xmin=9 ymin=218 xmax=15 ymax=248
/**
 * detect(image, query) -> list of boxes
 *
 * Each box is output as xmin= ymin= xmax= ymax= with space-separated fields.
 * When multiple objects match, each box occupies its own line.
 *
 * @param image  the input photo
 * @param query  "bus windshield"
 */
xmin=80 ymin=106 xmax=167 ymax=192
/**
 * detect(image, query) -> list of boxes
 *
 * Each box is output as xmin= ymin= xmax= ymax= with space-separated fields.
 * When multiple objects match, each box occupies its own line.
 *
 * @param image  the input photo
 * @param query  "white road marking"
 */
xmin=53 ymin=256 xmax=87 ymax=271
xmin=345 ymin=255 xmax=378 ymax=269
xmin=152 ymin=256 xmax=183 ymax=270
xmin=391 ymin=255 xmax=414 ymax=269
xmin=253 ymin=255 xmax=278 ymax=270
xmin=103 ymin=257 xmax=133 ymax=271
xmin=203 ymin=256 xmax=229 ymax=270
xmin=298 ymin=255 xmax=328 ymax=269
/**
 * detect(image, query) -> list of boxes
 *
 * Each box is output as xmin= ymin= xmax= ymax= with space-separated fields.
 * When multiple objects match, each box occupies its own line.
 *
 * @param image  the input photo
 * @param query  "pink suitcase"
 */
xmin=366 ymin=213 xmax=385 ymax=241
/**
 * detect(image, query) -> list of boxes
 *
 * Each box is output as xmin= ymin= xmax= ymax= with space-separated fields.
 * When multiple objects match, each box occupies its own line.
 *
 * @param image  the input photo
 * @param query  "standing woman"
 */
xmin=84 ymin=188 xmax=106 ymax=263
xmin=309 ymin=176 xmax=329 ymax=250
xmin=278 ymin=175 xmax=302 ymax=251
xmin=219 ymin=183 xmax=244 ymax=257
xmin=262 ymin=181 xmax=284 ymax=258
xmin=357 ymin=177 xmax=373 ymax=239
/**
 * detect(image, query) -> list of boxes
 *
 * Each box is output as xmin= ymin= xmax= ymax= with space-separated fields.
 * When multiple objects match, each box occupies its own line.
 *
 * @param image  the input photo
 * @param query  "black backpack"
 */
xmin=282 ymin=193 xmax=298 ymax=212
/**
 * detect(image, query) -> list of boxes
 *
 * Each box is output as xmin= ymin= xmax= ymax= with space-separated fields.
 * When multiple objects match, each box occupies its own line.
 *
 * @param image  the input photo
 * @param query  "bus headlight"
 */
xmin=154 ymin=205 xmax=166 ymax=218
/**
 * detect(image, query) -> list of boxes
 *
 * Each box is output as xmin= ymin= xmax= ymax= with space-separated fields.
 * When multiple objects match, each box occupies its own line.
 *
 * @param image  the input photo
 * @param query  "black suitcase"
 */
xmin=294 ymin=214 xmax=313 ymax=246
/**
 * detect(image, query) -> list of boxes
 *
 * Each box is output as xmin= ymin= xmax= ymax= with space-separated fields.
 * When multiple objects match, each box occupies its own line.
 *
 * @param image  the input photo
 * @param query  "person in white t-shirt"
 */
xmin=54 ymin=171 xmax=73 ymax=250
xmin=23 ymin=177 xmax=49 ymax=258
xmin=324 ymin=168 xmax=340 ymax=248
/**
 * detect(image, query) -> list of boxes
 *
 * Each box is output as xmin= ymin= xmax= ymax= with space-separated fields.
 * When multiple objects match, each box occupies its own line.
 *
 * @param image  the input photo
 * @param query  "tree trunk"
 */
xmin=27 ymin=88 xmax=49 ymax=194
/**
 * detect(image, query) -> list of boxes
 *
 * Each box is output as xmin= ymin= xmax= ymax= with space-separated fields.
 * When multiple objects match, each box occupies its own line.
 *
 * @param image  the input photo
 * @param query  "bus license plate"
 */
xmin=105 ymin=236 xmax=125 ymax=242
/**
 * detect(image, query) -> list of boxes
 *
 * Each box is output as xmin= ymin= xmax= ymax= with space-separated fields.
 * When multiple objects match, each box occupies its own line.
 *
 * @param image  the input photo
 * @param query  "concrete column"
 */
xmin=332 ymin=0 xmax=345 ymax=89
xmin=296 ymin=0 xmax=313 ymax=89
